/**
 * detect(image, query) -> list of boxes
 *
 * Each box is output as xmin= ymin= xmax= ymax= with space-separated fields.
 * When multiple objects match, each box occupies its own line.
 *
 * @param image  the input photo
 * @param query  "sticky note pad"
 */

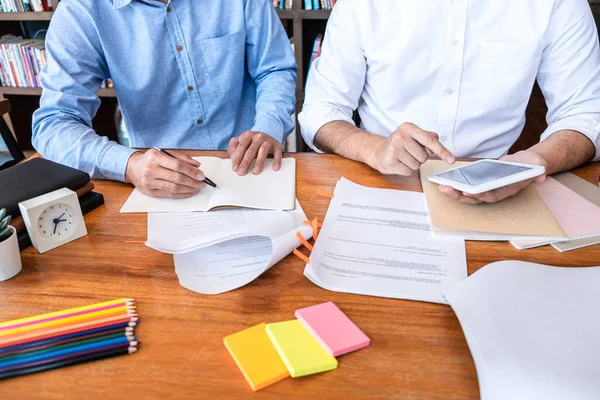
xmin=223 ymin=323 xmax=289 ymax=391
xmin=295 ymin=302 xmax=370 ymax=356
xmin=265 ymin=320 xmax=338 ymax=377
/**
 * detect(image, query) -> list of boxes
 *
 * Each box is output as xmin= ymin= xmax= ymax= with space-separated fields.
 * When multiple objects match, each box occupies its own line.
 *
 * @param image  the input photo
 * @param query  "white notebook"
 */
xmin=445 ymin=260 xmax=600 ymax=400
xmin=120 ymin=157 xmax=296 ymax=213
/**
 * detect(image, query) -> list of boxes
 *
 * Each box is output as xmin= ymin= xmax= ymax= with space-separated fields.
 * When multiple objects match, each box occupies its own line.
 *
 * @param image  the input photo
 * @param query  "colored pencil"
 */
xmin=0 ymin=299 xmax=134 ymax=330
xmin=0 ymin=324 xmax=134 ymax=355
xmin=0 ymin=307 xmax=136 ymax=337
xmin=0 ymin=317 xmax=138 ymax=349
xmin=0 ymin=337 xmax=136 ymax=370
xmin=0 ymin=302 xmax=136 ymax=332
xmin=0 ymin=343 xmax=139 ymax=374
xmin=0 ymin=333 xmax=136 ymax=362
xmin=0 ymin=347 xmax=138 ymax=380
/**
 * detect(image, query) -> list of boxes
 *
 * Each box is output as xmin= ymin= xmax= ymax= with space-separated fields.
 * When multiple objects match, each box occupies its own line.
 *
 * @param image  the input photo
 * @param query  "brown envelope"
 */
xmin=419 ymin=160 xmax=566 ymax=237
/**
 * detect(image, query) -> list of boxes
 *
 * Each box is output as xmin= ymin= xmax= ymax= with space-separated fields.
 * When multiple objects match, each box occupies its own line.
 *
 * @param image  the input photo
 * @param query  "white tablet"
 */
xmin=427 ymin=159 xmax=545 ymax=194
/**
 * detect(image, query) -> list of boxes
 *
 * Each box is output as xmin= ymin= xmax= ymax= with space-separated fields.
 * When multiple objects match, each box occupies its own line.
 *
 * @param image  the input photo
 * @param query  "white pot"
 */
xmin=0 ymin=226 xmax=22 ymax=281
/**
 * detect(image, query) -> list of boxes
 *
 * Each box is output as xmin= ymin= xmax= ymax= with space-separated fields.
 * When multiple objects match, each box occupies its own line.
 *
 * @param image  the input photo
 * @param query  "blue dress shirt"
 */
xmin=32 ymin=0 xmax=297 ymax=181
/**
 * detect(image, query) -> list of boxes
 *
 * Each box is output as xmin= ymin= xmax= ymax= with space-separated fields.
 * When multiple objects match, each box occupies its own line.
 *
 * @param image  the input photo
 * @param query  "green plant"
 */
xmin=0 ymin=208 xmax=12 ymax=243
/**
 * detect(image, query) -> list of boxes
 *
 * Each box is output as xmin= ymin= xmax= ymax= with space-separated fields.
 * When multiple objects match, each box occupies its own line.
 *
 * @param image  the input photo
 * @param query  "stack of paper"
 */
xmin=445 ymin=261 xmax=600 ymax=400
xmin=420 ymin=160 xmax=566 ymax=241
xmin=146 ymin=201 xmax=312 ymax=295
xmin=420 ymin=161 xmax=600 ymax=251
xmin=302 ymin=178 xmax=467 ymax=304
xmin=510 ymin=173 xmax=600 ymax=251
xmin=224 ymin=302 xmax=369 ymax=391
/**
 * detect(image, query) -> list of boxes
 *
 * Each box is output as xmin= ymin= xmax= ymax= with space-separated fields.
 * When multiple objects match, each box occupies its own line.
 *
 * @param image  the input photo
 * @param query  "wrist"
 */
xmin=359 ymin=134 xmax=386 ymax=169
xmin=125 ymin=151 xmax=143 ymax=184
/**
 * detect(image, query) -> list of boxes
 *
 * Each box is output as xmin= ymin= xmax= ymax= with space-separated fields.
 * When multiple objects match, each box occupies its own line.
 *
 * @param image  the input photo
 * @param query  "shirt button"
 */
xmin=187 ymin=85 xmax=194 ymax=92
xmin=452 ymin=39 xmax=459 ymax=47
xmin=176 ymin=45 xmax=183 ymax=52
xmin=196 ymin=119 xmax=204 ymax=125
xmin=439 ymin=135 xmax=448 ymax=142
xmin=445 ymin=88 xmax=454 ymax=96
xmin=166 ymin=6 xmax=171 ymax=12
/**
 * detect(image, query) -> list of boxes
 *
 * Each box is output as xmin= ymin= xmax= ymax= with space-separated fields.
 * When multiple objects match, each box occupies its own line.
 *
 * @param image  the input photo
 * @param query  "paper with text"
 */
xmin=146 ymin=209 xmax=295 ymax=254
xmin=304 ymin=178 xmax=467 ymax=304
xmin=171 ymin=202 xmax=311 ymax=295
xmin=120 ymin=157 xmax=296 ymax=213
xmin=445 ymin=261 xmax=600 ymax=400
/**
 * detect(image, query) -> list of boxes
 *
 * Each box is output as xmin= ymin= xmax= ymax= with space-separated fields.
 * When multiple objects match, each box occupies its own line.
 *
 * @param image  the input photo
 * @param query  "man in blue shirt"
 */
xmin=32 ymin=0 xmax=296 ymax=199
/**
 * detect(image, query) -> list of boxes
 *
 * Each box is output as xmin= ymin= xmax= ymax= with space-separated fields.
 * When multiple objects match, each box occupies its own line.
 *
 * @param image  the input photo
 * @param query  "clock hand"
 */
xmin=56 ymin=212 xmax=65 ymax=220
xmin=53 ymin=221 xmax=58 ymax=234
xmin=57 ymin=219 xmax=67 ymax=223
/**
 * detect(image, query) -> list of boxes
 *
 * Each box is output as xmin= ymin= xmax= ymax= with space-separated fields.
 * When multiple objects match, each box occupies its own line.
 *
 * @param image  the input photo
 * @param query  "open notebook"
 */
xmin=120 ymin=157 xmax=296 ymax=213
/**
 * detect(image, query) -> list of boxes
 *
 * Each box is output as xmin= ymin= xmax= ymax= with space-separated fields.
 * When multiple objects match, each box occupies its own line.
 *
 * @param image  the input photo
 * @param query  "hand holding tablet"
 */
xmin=429 ymin=159 xmax=546 ymax=194
xmin=430 ymin=151 xmax=549 ymax=204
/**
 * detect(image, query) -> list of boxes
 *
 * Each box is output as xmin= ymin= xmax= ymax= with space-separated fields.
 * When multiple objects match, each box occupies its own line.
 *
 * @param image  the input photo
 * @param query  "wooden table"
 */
xmin=1 ymin=151 xmax=599 ymax=399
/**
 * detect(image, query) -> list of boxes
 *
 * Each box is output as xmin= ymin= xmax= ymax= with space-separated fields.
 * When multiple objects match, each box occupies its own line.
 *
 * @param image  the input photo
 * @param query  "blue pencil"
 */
xmin=0 ymin=336 xmax=132 ymax=369
xmin=0 ymin=323 xmax=133 ymax=355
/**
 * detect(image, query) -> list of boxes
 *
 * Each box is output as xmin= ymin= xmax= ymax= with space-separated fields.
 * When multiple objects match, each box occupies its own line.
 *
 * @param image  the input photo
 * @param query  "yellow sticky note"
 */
xmin=266 ymin=320 xmax=338 ymax=377
xmin=223 ymin=323 xmax=289 ymax=391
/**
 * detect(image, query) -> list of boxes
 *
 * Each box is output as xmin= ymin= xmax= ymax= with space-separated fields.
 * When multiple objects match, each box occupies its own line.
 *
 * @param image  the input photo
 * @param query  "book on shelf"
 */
xmin=0 ymin=35 xmax=45 ymax=88
xmin=272 ymin=0 xmax=293 ymax=10
xmin=305 ymin=0 xmax=335 ymax=10
xmin=306 ymin=33 xmax=323 ymax=82
xmin=0 ymin=0 xmax=53 ymax=12
xmin=0 ymin=34 xmax=112 ymax=90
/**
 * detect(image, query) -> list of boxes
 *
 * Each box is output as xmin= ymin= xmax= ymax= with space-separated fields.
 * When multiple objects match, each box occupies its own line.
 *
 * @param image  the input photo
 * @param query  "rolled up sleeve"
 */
xmin=538 ymin=0 xmax=600 ymax=161
xmin=298 ymin=0 xmax=366 ymax=152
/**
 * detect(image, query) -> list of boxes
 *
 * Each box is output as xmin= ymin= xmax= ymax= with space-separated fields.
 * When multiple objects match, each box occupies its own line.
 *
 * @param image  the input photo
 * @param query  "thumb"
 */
xmin=534 ymin=174 xmax=546 ymax=183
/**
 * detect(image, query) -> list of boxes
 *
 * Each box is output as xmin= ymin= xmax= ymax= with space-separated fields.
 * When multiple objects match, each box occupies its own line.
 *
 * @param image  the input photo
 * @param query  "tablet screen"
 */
xmin=436 ymin=161 xmax=530 ymax=186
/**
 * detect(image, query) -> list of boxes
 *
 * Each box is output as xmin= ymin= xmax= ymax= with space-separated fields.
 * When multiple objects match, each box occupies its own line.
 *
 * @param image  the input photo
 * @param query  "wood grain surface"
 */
xmin=1 ymin=151 xmax=599 ymax=399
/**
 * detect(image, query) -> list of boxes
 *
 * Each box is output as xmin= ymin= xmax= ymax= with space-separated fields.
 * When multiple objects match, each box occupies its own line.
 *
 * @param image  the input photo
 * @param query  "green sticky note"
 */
xmin=266 ymin=320 xmax=338 ymax=378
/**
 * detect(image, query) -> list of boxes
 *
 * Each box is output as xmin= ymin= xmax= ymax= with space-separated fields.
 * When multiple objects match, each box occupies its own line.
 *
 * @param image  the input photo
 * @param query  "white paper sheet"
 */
xmin=445 ymin=261 xmax=600 ymax=400
xmin=146 ymin=209 xmax=295 ymax=254
xmin=120 ymin=157 xmax=296 ymax=213
xmin=304 ymin=178 xmax=467 ymax=304
xmin=168 ymin=201 xmax=311 ymax=295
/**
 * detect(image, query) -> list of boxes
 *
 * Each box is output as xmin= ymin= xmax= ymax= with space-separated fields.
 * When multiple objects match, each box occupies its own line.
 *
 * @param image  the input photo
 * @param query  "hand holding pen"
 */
xmin=124 ymin=148 xmax=217 ymax=199
xmin=154 ymin=148 xmax=219 ymax=189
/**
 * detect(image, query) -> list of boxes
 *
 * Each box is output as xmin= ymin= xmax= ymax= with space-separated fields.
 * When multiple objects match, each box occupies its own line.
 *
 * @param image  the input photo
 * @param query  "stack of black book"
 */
xmin=0 ymin=159 xmax=104 ymax=250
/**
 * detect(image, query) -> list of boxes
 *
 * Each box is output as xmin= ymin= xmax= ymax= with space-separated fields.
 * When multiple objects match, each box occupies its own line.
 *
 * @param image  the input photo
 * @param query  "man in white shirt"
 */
xmin=299 ymin=0 xmax=600 ymax=204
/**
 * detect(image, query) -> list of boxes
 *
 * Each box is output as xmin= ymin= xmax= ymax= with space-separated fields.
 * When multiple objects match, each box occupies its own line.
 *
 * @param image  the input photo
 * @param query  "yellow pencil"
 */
xmin=0 ymin=306 xmax=136 ymax=337
xmin=0 ymin=298 xmax=134 ymax=330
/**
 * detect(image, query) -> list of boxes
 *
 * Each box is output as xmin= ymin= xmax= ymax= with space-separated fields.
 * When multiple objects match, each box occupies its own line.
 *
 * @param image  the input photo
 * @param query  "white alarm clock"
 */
xmin=19 ymin=188 xmax=88 ymax=254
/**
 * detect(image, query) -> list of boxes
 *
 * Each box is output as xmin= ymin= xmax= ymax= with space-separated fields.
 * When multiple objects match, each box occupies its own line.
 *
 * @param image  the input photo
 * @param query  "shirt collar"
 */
xmin=113 ymin=0 xmax=133 ymax=9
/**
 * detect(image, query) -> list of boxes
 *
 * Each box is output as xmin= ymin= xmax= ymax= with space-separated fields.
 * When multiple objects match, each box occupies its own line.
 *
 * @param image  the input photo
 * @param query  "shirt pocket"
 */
xmin=201 ymin=30 xmax=246 ymax=94
xmin=477 ymin=41 xmax=540 ymax=110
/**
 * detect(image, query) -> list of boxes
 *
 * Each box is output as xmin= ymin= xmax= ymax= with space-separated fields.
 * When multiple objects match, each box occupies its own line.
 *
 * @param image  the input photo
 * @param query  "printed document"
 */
xmin=146 ymin=201 xmax=311 ymax=294
xmin=304 ymin=178 xmax=467 ymax=304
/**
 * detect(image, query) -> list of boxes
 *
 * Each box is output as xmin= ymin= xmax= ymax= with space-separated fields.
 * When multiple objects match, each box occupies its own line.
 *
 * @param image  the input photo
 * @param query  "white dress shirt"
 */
xmin=299 ymin=0 xmax=600 ymax=161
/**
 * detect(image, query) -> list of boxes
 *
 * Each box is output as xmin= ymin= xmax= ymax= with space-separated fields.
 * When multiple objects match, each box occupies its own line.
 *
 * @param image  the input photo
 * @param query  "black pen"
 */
xmin=153 ymin=147 xmax=219 ymax=189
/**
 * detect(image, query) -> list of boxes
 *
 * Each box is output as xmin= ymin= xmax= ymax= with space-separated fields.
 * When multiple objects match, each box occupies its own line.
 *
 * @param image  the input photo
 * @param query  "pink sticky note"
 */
xmin=295 ymin=302 xmax=370 ymax=357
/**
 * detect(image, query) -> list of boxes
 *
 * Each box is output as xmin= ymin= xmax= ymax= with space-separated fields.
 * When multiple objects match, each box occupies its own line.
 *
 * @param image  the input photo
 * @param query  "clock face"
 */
xmin=36 ymin=203 xmax=77 ymax=240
